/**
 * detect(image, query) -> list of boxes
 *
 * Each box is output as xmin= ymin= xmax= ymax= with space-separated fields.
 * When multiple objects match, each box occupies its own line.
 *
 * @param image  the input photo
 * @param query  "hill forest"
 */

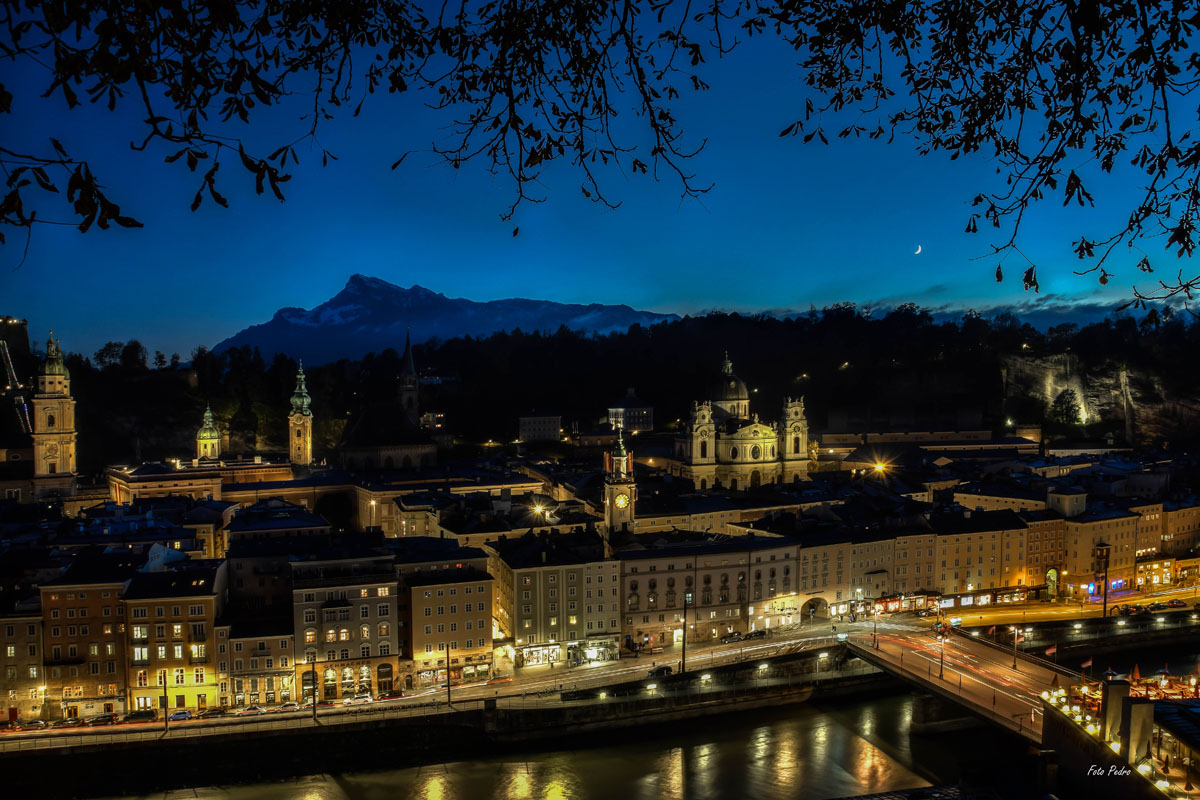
xmin=52 ymin=305 xmax=1200 ymax=478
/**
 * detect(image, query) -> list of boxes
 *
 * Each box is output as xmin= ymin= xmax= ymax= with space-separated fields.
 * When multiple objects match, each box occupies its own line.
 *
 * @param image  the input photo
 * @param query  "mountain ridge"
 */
xmin=213 ymin=274 xmax=680 ymax=363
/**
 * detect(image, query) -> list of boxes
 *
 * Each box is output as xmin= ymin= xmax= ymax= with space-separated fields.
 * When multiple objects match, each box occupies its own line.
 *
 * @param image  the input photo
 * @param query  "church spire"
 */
xmin=290 ymin=360 xmax=312 ymax=417
xmin=721 ymin=351 xmax=733 ymax=376
xmin=400 ymin=329 xmax=417 ymax=377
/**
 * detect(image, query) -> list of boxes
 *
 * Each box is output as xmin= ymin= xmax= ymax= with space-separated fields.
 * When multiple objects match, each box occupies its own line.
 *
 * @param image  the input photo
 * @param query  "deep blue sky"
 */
xmin=3 ymin=35 xmax=1169 ymax=358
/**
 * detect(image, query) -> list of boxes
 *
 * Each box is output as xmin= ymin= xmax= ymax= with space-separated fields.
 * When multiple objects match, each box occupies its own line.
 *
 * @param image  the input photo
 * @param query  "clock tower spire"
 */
xmin=603 ymin=426 xmax=636 ymax=541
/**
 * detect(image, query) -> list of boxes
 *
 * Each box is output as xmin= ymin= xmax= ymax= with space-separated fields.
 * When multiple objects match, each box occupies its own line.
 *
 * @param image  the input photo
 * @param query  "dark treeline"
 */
xmin=58 ymin=305 xmax=1200 ymax=476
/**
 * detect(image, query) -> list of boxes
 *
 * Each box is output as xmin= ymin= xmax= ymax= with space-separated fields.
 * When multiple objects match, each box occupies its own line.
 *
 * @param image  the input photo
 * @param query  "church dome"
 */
xmin=43 ymin=332 xmax=70 ymax=379
xmin=196 ymin=405 xmax=220 ymax=440
xmin=708 ymin=353 xmax=749 ymax=402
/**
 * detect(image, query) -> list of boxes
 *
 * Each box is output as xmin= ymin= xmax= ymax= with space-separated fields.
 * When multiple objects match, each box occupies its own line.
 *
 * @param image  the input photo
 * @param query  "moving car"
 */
xmin=720 ymin=631 xmax=743 ymax=644
xmin=274 ymin=701 xmax=301 ymax=713
xmin=486 ymin=676 xmax=513 ymax=685
xmin=122 ymin=710 xmax=156 ymax=723
xmin=235 ymin=705 xmax=266 ymax=716
xmin=375 ymin=690 xmax=406 ymax=702
xmin=52 ymin=717 xmax=83 ymax=728
xmin=1148 ymin=602 xmax=1169 ymax=612
xmin=744 ymin=629 xmax=768 ymax=641
xmin=84 ymin=713 xmax=118 ymax=726
xmin=647 ymin=665 xmax=673 ymax=677
xmin=196 ymin=708 xmax=227 ymax=719
xmin=1167 ymin=599 xmax=1188 ymax=608
xmin=166 ymin=710 xmax=192 ymax=722
xmin=17 ymin=720 xmax=46 ymax=730
xmin=343 ymin=693 xmax=373 ymax=705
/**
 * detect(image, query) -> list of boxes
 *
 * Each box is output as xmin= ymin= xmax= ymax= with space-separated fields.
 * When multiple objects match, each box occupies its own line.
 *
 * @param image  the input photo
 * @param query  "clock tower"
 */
xmin=603 ymin=427 xmax=637 ymax=537
xmin=30 ymin=331 xmax=77 ymax=497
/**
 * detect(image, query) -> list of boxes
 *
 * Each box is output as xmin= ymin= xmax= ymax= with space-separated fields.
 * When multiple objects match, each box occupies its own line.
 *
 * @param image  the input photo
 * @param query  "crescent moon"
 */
xmin=914 ymin=245 xmax=922 ymax=255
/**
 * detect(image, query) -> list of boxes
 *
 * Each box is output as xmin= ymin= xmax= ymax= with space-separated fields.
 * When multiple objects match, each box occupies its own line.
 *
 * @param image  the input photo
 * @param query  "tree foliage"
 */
xmin=1048 ymin=388 xmax=1083 ymax=425
xmin=3 ymin=1 xmax=1200 ymax=299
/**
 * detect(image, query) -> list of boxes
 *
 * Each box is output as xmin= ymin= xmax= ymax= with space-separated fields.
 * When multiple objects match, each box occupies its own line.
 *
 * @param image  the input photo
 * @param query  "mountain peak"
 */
xmin=215 ymin=276 xmax=680 ymax=363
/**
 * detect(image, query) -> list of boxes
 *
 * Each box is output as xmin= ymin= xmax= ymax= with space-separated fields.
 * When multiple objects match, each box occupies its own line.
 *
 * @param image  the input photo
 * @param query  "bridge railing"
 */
xmin=950 ymin=627 xmax=1082 ymax=680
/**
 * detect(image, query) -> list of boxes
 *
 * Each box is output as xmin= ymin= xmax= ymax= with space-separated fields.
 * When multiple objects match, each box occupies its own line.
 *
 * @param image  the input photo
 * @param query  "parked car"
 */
xmin=1148 ymin=602 xmax=1169 ymax=612
xmin=744 ymin=629 xmax=768 ymax=641
xmin=1167 ymin=599 xmax=1188 ymax=608
xmin=720 ymin=631 xmax=743 ymax=644
xmin=274 ymin=702 xmax=301 ymax=713
xmin=166 ymin=710 xmax=192 ymax=722
xmin=343 ymin=693 xmax=373 ymax=706
xmin=235 ymin=705 xmax=266 ymax=716
xmin=647 ymin=665 xmax=673 ymax=677
xmin=375 ymin=690 xmax=406 ymax=702
xmin=52 ymin=717 xmax=83 ymax=728
xmin=84 ymin=713 xmax=118 ymax=726
xmin=17 ymin=719 xmax=46 ymax=730
xmin=122 ymin=710 xmax=157 ymax=723
xmin=196 ymin=708 xmax=227 ymax=719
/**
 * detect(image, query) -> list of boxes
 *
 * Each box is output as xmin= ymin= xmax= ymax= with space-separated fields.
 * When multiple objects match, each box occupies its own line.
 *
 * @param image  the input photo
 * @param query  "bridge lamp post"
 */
xmin=1010 ymin=626 xmax=1019 ymax=669
xmin=872 ymin=608 xmax=879 ymax=650
xmin=938 ymin=633 xmax=946 ymax=680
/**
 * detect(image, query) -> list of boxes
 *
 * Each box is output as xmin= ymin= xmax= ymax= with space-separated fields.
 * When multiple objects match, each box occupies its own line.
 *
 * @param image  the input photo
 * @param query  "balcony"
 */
xmin=189 ymin=655 xmax=209 ymax=665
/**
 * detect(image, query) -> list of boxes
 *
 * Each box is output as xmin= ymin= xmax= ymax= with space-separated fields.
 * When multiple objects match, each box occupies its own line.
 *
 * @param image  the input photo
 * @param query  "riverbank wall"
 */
xmin=1 ymin=649 xmax=896 ymax=799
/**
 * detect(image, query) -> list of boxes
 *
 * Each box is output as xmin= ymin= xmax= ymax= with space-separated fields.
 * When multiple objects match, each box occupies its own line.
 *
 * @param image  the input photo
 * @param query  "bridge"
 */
xmin=846 ymin=622 xmax=1079 ymax=743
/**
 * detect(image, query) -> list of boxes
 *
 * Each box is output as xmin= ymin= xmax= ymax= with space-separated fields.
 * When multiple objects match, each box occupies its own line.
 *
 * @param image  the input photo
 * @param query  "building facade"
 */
xmin=671 ymin=354 xmax=809 ymax=490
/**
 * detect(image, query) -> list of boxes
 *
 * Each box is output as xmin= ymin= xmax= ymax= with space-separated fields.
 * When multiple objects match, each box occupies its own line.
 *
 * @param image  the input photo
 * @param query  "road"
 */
xmin=848 ymin=623 xmax=1066 ymax=741
xmin=10 ymin=586 xmax=1176 ymax=746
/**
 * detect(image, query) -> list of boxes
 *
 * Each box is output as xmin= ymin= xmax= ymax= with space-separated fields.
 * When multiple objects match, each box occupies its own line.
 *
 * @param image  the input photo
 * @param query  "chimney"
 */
xmin=541 ymin=550 xmax=547 ymax=564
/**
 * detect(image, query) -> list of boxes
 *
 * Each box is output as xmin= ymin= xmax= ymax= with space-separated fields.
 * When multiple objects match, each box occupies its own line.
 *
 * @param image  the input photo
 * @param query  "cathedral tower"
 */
xmin=288 ymin=361 xmax=314 ymax=466
xmin=30 ymin=331 xmax=77 ymax=485
xmin=196 ymin=405 xmax=221 ymax=460
xmin=603 ymin=427 xmax=637 ymax=536
xmin=399 ymin=330 xmax=419 ymax=426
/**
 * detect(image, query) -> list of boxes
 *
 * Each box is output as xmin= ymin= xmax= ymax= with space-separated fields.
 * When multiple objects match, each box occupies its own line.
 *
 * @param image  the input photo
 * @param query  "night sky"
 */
xmin=3 ymin=37 xmax=1165 ymax=358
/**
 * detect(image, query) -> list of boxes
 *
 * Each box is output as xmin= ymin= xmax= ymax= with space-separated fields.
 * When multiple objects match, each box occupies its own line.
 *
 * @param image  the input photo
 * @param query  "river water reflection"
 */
xmin=115 ymin=693 xmax=1038 ymax=800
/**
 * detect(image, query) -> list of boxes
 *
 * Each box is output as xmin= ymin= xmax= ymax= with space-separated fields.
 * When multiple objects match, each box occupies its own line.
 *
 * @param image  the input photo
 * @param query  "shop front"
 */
xmin=569 ymin=635 xmax=619 ymax=665
xmin=515 ymin=643 xmax=561 ymax=668
xmin=416 ymin=656 xmax=493 ymax=688
xmin=1136 ymin=557 xmax=1174 ymax=590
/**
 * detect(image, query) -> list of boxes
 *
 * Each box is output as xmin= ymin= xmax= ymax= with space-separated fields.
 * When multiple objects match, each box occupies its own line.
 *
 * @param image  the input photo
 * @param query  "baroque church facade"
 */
xmin=670 ymin=354 xmax=810 ymax=489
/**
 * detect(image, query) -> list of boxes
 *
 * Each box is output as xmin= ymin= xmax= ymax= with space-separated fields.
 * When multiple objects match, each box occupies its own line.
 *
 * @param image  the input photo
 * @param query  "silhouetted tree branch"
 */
xmin=3 ymin=1 xmax=1200 ymax=304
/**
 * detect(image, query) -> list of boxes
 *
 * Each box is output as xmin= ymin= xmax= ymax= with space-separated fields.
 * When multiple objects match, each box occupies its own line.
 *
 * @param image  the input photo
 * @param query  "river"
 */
xmin=109 ymin=692 xmax=1040 ymax=800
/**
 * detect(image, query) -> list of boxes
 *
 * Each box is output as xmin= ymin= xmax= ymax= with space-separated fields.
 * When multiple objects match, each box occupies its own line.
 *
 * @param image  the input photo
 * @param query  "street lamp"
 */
xmin=369 ymin=499 xmax=376 ymax=527
xmin=1010 ymin=626 xmax=1019 ymax=669
xmin=938 ymin=633 xmax=946 ymax=680
xmin=873 ymin=608 xmax=879 ymax=650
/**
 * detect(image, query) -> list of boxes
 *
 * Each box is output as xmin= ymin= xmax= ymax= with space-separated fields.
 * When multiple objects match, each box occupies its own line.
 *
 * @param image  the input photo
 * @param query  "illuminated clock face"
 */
xmin=615 ymin=493 xmax=630 ymax=509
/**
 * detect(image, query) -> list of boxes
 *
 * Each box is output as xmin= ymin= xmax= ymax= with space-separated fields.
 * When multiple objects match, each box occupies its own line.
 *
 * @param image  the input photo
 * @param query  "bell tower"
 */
xmin=399 ymin=330 xmax=419 ymax=426
xmin=288 ymin=361 xmax=314 ymax=466
xmin=30 ymin=331 xmax=77 ymax=490
xmin=603 ymin=427 xmax=637 ymax=536
xmin=779 ymin=396 xmax=809 ymax=482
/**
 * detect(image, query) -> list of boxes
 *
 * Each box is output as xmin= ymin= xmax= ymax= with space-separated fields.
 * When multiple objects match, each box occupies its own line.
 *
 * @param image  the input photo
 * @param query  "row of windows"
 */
xmin=303 ymin=604 xmax=391 ymax=623
xmin=422 ymin=640 xmax=485 ymax=653
xmin=421 ymin=602 xmax=483 ymax=616
xmin=303 ymin=624 xmax=391 ymax=643
xmin=134 ymin=668 xmax=208 ymax=686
